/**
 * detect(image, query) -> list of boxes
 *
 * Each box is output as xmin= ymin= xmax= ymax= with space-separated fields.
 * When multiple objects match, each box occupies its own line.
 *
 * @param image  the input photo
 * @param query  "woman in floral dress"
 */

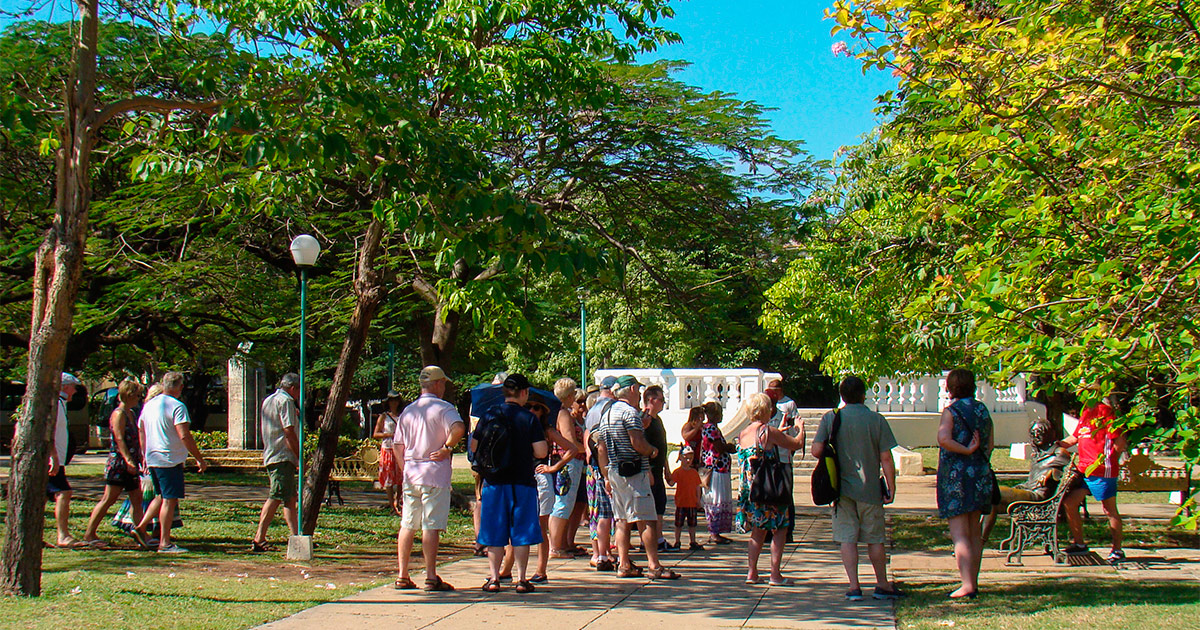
xmin=700 ymin=401 xmax=736 ymax=544
xmin=735 ymin=394 xmax=804 ymax=585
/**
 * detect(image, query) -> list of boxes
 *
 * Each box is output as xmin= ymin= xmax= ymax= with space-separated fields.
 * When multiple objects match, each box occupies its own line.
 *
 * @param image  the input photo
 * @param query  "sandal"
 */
xmin=423 ymin=576 xmax=455 ymax=592
xmin=616 ymin=565 xmax=644 ymax=578
xmin=650 ymin=567 xmax=681 ymax=580
xmin=482 ymin=578 xmax=501 ymax=593
xmin=689 ymin=543 xmax=705 ymax=551
xmin=472 ymin=543 xmax=488 ymax=557
xmin=56 ymin=536 xmax=86 ymax=549
xmin=596 ymin=559 xmax=615 ymax=572
xmin=84 ymin=539 xmax=109 ymax=549
xmin=394 ymin=577 xmax=418 ymax=590
xmin=250 ymin=540 xmax=277 ymax=553
xmin=515 ymin=579 xmax=535 ymax=594
xmin=550 ymin=550 xmax=576 ymax=559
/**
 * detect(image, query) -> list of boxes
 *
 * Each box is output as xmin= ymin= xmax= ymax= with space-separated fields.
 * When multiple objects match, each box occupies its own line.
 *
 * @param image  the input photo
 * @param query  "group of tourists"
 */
xmin=41 ymin=364 xmax=1128 ymax=601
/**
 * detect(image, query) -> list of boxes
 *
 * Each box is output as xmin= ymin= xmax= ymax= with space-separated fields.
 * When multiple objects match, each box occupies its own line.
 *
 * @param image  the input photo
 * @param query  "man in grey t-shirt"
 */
xmin=811 ymin=376 xmax=903 ymax=601
xmin=252 ymin=373 xmax=300 ymax=552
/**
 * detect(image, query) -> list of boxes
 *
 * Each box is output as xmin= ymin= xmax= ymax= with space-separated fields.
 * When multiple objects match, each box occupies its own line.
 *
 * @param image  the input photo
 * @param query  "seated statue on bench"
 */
xmin=981 ymin=418 xmax=1071 ymax=541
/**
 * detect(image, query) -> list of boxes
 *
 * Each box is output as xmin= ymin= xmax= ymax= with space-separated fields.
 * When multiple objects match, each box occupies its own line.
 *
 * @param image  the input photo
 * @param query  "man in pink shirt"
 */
xmin=393 ymin=366 xmax=465 ymax=591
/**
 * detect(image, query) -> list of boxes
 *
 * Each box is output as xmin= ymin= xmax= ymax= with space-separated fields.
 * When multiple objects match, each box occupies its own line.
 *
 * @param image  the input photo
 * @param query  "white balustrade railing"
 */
xmin=865 ymin=373 xmax=1027 ymax=414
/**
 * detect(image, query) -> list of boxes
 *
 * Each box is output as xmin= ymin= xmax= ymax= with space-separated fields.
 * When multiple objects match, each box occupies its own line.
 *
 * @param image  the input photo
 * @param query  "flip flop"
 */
xmin=745 ymin=576 xmax=763 ymax=584
xmin=56 ymin=537 xmax=87 ymax=549
xmin=650 ymin=567 xmax=681 ymax=580
xmin=768 ymin=577 xmax=795 ymax=587
xmin=129 ymin=529 xmax=150 ymax=550
xmin=84 ymin=539 xmax=109 ymax=549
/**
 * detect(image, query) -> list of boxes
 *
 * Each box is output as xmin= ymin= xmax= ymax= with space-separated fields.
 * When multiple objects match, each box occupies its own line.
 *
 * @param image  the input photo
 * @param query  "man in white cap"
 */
xmin=393 ymin=366 xmax=465 ymax=591
xmin=48 ymin=373 xmax=84 ymax=547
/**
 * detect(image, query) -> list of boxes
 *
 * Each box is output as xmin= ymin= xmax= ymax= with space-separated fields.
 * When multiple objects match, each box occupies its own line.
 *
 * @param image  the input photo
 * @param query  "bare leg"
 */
xmin=422 ymin=529 xmax=441 ymax=581
xmin=948 ymin=511 xmax=980 ymax=596
xmin=156 ymin=498 xmax=178 ymax=548
xmin=867 ymin=542 xmax=893 ymax=591
xmin=1063 ymin=488 xmax=1087 ymax=544
xmin=674 ymin=518 xmax=682 ymax=547
xmin=615 ymin=520 xmax=632 ymax=570
xmin=840 ymin=542 xmax=860 ymax=589
xmin=281 ymin=498 xmax=298 ymax=536
xmin=85 ymin=485 xmax=124 ymax=541
xmin=548 ymin=516 xmax=567 ymax=552
xmin=136 ymin=495 xmax=163 ymax=537
xmin=501 ymin=545 xmax=515 ymax=577
xmin=54 ymin=490 xmax=73 ymax=543
xmin=487 ymin=546 xmax=504 ymax=581
xmin=689 ymin=524 xmax=698 ymax=546
xmin=254 ymin=498 xmax=282 ymax=543
xmin=513 ymin=544 xmax=532 ymax=582
xmin=536 ymin=515 xmax=550 ymax=577
xmin=747 ymin=528 xmax=767 ymax=581
xmin=397 ymin=527 xmax=416 ymax=581
xmin=567 ymin=501 xmax=586 ymax=548
xmin=769 ymin=527 xmax=787 ymax=582
xmin=1100 ymin=497 xmax=1123 ymax=550
xmin=639 ymin=520 xmax=661 ymax=571
xmin=128 ymin=490 xmax=144 ymax=536
xmin=598 ymin=518 xmax=613 ymax=560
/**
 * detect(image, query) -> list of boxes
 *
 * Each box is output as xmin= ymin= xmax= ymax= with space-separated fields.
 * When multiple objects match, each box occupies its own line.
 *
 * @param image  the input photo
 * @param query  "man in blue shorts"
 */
xmin=471 ymin=374 xmax=548 ymax=593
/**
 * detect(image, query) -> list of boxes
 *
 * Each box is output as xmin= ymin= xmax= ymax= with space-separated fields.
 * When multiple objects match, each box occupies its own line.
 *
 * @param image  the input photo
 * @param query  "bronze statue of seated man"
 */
xmin=981 ymin=419 xmax=1072 ymax=541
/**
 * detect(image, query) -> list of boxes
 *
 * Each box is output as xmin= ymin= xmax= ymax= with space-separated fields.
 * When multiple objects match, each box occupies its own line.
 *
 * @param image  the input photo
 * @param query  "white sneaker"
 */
xmin=157 ymin=543 xmax=188 ymax=554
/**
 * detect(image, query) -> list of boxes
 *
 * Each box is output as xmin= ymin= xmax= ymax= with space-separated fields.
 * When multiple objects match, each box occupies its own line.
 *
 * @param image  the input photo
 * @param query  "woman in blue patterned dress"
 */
xmin=936 ymin=368 xmax=994 ymax=599
xmin=735 ymin=393 xmax=804 ymax=585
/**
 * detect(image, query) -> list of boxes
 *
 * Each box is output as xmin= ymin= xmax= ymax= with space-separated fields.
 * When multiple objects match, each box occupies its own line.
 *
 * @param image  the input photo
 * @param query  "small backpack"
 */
xmin=811 ymin=409 xmax=842 ymax=506
xmin=472 ymin=404 xmax=513 ymax=479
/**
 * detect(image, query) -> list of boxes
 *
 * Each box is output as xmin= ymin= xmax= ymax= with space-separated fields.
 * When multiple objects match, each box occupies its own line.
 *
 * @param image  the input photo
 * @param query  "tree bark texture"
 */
xmin=2 ymin=0 xmax=98 ymax=596
xmin=418 ymin=305 xmax=461 ymax=371
xmin=300 ymin=218 xmax=386 ymax=534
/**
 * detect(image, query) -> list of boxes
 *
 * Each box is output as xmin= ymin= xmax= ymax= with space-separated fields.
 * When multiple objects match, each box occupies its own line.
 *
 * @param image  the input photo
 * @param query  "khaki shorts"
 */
xmin=606 ymin=469 xmax=657 ymax=523
xmin=401 ymin=482 xmax=451 ymax=531
xmin=832 ymin=495 xmax=886 ymax=544
xmin=267 ymin=461 xmax=297 ymax=501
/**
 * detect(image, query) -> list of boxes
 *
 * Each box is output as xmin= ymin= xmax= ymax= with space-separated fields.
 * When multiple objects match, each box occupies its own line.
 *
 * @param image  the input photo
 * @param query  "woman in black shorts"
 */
xmin=83 ymin=380 xmax=145 ymax=547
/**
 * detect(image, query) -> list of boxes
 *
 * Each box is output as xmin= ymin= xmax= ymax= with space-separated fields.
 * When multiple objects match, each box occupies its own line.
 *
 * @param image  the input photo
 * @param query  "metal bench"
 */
xmin=326 ymin=445 xmax=380 ymax=505
xmin=1118 ymin=452 xmax=1190 ymax=496
xmin=999 ymin=458 xmax=1080 ymax=566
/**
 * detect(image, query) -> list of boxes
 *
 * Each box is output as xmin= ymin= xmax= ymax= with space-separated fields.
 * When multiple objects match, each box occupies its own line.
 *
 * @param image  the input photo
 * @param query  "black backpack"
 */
xmin=811 ymin=409 xmax=842 ymax=506
xmin=472 ymin=404 xmax=513 ymax=479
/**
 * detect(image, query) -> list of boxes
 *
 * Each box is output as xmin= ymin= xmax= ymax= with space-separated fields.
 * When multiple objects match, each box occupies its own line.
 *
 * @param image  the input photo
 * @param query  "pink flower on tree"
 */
xmin=831 ymin=41 xmax=850 ymax=57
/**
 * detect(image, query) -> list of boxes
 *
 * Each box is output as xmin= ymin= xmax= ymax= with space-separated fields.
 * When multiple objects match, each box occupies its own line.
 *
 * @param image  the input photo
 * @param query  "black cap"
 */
xmin=503 ymin=373 xmax=531 ymax=390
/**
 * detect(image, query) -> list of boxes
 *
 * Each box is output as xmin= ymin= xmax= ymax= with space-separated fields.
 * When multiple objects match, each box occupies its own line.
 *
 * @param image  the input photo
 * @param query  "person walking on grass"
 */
xmin=393 ymin=366 xmax=465 ymax=592
xmin=47 ymin=373 xmax=84 ymax=548
xmin=83 ymin=379 xmax=145 ymax=547
xmin=251 ymin=373 xmax=301 ymax=552
xmin=132 ymin=371 xmax=208 ymax=553
xmin=812 ymin=376 xmax=903 ymax=602
xmin=472 ymin=374 xmax=548 ymax=594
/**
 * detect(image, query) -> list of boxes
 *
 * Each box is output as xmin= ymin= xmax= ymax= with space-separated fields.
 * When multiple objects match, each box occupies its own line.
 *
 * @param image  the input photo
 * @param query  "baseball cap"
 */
xmin=504 ymin=373 xmax=531 ymax=390
xmin=61 ymin=373 xmax=81 ymax=386
xmin=386 ymin=390 xmax=403 ymax=399
xmin=614 ymin=375 xmax=643 ymax=389
xmin=599 ymin=375 xmax=618 ymax=390
xmin=419 ymin=366 xmax=448 ymax=384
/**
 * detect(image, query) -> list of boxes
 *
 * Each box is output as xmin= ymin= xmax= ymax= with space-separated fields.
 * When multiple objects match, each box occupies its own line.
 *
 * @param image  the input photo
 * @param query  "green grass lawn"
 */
xmin=889 ymin=513 xmax=1199 ymax=552
xmin=895 ymin=576 xmax=1200 ymax=629
xmin=913 ymin=447 xmax=1030 ymax=473
xmin=0 ymin=482 xmax=474 ymax=629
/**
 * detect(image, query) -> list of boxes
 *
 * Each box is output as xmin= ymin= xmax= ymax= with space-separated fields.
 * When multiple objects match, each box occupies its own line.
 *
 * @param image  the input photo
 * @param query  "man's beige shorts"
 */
xmin=832 ymin=495 xmax=886 ymax=544
xmin=401 ymin=481 xmax=451 ymax=531
xmin=607 ymin=469 xmax=657 ymax=523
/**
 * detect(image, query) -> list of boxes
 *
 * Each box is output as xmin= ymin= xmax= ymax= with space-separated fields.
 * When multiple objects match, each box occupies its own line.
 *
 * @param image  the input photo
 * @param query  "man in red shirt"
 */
xmin=1059 ymin=401 xmax=1127 ymax=563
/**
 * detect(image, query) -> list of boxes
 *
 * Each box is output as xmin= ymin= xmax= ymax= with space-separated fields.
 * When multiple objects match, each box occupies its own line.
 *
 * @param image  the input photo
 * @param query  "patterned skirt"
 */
xmin=587 ymin=464 xmax=614 ymax=538
xmin=378 ymin=446 xmax=401 ymax=489
xmin=704 ymin=470 xmax=734 ymax=534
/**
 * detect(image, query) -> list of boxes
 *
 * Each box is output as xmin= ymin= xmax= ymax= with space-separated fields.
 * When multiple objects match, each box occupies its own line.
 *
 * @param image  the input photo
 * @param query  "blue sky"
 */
xmin=1 ymin=0 xmax=892 ymax=161
xmin=640 ymin=0 xmax=896 ymax=161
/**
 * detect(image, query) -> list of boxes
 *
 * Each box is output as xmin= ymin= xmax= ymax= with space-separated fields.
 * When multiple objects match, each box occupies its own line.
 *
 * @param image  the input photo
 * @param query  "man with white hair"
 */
xmin=596 ymin=375 xmax=680 ymax=580
xmin=133 ymin=371 xmax=208 ymax=553
xmin=47 ymin=373 xmax=83 ymax=547
xmin=251 ymin=372 xmax=301 ymax=552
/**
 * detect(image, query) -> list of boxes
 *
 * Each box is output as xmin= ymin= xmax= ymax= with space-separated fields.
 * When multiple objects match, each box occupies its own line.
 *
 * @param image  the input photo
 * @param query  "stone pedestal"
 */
xmin=892 ymin=446 xmax=925 ymax=476
xmin=286 ymin=535 xmax=313 ymax=561
xmin=227 ymin=356 xmax=266 ymax=449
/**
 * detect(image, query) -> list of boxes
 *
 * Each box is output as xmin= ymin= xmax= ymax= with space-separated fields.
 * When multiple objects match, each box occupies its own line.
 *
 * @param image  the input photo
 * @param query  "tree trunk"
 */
xmin=2 ymin=0 xmax=98 ymax=597
xmin=300 ymin=218 xmax=386 ymax=534
xmin=418 ymin=305 xmax=461 ymax=370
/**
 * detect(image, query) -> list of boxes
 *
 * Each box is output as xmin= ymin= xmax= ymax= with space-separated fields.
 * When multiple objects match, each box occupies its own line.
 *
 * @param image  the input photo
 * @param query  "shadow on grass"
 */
xmin=115 ymin=587 xmax=336 ymax=605
xmin=899 ymin=576 xmax=1199 ymax=620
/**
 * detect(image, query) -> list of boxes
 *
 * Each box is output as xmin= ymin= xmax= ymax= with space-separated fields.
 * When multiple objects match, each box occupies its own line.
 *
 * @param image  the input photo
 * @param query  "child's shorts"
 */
xmin=674 ymin=506 xmax=699 ymax=528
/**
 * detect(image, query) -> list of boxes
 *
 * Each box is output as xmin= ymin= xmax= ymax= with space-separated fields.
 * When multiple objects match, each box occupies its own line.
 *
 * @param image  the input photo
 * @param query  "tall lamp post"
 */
xmin=579 ymin=292 xmax=587 ymax=387
xmin=287 ymin=234 xmax=320 ymax=560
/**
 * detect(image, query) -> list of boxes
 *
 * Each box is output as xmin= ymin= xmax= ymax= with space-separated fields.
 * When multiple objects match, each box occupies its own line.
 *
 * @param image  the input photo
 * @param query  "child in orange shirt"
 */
xmin=671 ymin=446 xmax=704 ymax=550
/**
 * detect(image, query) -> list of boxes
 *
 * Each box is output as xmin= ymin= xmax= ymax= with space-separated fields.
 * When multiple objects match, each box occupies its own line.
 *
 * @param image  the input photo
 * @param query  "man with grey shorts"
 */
xmin=812 ymin=376 xmax=903 ymax=601
xmin=596 ymin=375 xmax=679 ymax=580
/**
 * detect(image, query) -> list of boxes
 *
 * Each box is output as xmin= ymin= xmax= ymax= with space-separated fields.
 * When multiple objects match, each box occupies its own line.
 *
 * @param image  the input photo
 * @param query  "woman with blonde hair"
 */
xmin=548 ymin=377 xmax=586 ymax=557
xmin=735 ymin=393 xmax=804 ymax=585
xmin=83 ymin=379 xmax=146 ymax=547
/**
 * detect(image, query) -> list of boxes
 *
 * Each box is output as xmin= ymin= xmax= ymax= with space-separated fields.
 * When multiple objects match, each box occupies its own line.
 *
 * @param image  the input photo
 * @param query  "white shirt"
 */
xmin=140 ymin=394 xmax=191 ymax=467
xmin=769 ymin=396 xmax=799 ymax=464
xmin=54 ymin=395 xmax=69 ymax=466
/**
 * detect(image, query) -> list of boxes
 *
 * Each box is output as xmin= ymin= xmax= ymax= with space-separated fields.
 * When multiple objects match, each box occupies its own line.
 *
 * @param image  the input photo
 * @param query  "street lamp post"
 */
xmin=287 ymin=234 xmax=320 ymax=561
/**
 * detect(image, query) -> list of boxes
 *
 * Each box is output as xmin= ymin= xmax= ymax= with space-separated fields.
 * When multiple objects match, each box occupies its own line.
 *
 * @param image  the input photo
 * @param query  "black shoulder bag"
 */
xmin=811 ymin=409 xmax=842 ymax=506
xmin=749 ymin=425 xmax=791 ymax=506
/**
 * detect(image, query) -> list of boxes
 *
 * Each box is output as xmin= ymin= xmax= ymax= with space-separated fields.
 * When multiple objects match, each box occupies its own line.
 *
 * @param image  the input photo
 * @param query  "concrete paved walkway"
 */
xmin=258 ymin=515 xmax=895 ymax=630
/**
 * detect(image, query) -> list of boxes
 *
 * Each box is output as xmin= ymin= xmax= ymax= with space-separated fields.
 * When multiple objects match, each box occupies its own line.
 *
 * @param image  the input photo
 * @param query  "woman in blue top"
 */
xmin=936 ymin=368 xmax=994 ymax=599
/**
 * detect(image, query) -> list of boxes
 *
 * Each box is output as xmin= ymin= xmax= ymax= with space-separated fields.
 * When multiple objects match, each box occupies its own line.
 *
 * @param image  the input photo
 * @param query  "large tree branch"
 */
xmin=91 ymin=96 xmax=223 ymax=131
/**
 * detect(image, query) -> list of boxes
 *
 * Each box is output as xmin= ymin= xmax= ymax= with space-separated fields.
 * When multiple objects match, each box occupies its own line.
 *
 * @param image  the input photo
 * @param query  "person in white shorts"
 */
xmin=393 ymin=366 xmax=465 ymax=592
